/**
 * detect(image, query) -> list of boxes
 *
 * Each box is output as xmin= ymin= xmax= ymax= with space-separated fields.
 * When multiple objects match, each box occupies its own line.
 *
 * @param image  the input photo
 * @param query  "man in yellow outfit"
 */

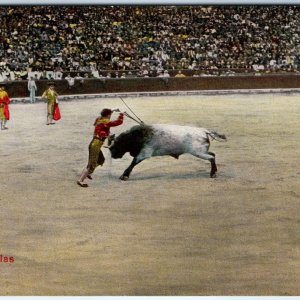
xmin=42 ymin=82 xmax=58 ymax=125
xmin=77 ymin=108 xmax=124 ymax=187
xmin=0 ymin=83 xmax=10 ymax=130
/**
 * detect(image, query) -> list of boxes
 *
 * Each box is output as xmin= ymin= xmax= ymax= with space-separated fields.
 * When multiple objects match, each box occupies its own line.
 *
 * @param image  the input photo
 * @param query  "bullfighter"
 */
xmin=77 ymin=108 xmax=124 ymax=187
xmin=0 ymin=83 xmax=10 ymax=130
xmin=42 ymin=82 xmax=58 ymax=125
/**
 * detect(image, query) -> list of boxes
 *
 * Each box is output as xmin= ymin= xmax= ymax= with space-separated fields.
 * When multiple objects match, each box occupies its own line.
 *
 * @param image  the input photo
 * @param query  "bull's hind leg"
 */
xmin=208 ymin=151 xmax=215 ymax=157
xmin=191 ymin=151 xmax=217 ymax=178
xmin=208 ymin=152 xmax=217 ymax=178
xmin=120 ymin=157 xmax=144 ymax=181
xmin=208 ymin=152 xmax=217 ymax=177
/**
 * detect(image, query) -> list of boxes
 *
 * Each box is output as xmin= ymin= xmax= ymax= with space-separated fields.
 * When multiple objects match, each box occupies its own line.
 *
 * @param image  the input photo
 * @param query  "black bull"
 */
xmin=109 ymin=124 xmax=227 ymax=180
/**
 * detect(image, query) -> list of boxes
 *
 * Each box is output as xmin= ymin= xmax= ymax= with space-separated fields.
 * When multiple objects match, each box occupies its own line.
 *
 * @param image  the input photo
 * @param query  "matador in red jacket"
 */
xmin=0 ymin=83 xmax=10 ymax=130
xmin=77 ymin=108 xmax=124 ymax=187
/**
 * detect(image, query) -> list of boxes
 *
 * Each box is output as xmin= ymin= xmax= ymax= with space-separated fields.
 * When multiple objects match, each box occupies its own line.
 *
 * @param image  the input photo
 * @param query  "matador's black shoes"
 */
xmin=77 ymin=181 xmax=88 ymax=188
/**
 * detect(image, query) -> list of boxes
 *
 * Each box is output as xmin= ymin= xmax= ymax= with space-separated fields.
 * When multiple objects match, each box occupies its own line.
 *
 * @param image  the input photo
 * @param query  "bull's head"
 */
xmin=108 ymin=134 xmax=128 ymax=159
xmin=108 ymin=125 xmax=151 ymax=159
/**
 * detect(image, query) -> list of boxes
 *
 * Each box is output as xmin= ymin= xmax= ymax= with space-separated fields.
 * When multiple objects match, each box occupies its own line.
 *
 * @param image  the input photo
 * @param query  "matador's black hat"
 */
xmin=101 ymin=108 xmax=113 ymax=117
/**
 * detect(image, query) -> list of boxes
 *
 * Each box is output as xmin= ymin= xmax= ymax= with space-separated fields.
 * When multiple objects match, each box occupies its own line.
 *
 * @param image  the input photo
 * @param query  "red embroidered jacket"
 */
xmin=94 ymin=113 xmax=124 ymax=138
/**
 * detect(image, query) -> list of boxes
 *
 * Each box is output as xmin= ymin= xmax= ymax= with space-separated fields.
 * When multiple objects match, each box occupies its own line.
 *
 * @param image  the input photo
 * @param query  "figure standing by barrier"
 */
xmin=42 ymin=82 xmax=59 ymax=125
xmin=65 ymin=74 xmax=75 ymax=89
xmin=28 ymin=77 xmax=37 ymax=103
xmin=0 ymin=83 xmax=10 ymax=130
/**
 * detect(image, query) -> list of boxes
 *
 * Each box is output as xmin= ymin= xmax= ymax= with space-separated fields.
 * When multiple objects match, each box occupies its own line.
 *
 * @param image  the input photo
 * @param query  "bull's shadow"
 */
xmin=121 ymin=169 xmax=211 ymax=181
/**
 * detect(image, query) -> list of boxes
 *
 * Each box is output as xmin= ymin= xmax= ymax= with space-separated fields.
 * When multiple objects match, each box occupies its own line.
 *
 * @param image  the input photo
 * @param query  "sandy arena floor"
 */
xmin=0 ymin=94 xmax=299 ymax=295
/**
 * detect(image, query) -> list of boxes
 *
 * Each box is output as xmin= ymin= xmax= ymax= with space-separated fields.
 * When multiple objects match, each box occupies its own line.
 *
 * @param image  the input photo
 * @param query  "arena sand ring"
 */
xmin=1 ymin=94 xmax=299 ymax=295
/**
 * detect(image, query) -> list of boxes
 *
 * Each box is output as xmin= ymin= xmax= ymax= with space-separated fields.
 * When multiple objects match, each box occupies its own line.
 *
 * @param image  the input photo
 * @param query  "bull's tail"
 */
xmin=206 ymin=130 xmax=227 ymax=142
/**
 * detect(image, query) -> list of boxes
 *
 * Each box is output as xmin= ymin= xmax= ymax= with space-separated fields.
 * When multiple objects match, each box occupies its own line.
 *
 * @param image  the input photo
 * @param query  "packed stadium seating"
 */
xmin=1 ymin=6 xmax=300 ymax=81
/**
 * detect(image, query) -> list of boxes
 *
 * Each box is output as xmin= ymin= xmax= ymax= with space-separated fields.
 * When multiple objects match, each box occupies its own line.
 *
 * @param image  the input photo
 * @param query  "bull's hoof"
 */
xmin=120 ymin=175 xmax=129 ymax=181
xmin=210 ymin=173 xmax=217 ymax=178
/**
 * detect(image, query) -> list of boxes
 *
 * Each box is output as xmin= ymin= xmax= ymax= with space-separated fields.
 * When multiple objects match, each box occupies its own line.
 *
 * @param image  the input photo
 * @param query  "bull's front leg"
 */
xmin=120 ymin=157 xmax=143 ymax=181
xmin=120 ymin=147 xmax=152 ymax=181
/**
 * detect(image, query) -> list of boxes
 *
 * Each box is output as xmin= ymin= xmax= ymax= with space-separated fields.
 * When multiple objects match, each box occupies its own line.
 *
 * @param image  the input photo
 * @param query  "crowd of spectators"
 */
xmin=1 ymin=6 xmax=300 ymax=81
